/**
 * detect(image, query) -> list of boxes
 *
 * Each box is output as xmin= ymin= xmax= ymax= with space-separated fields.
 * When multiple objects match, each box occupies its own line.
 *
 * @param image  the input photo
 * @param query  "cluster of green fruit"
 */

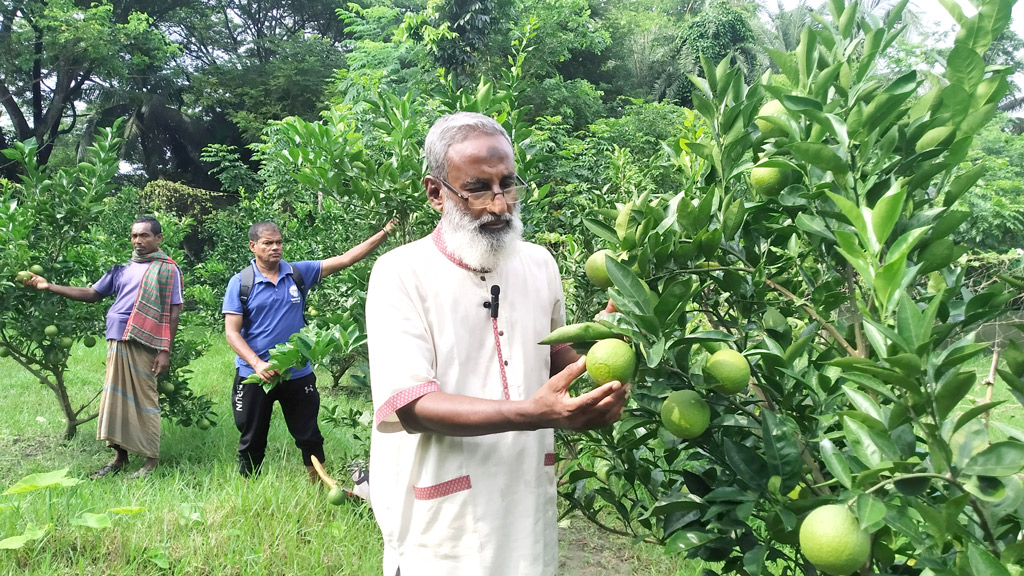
xmin=576 ymin=247 xmax=871 ymax=575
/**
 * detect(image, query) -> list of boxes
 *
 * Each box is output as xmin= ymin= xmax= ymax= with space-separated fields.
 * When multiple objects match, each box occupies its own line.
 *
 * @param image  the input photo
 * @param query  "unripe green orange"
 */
xmin=660 ymin=390 xmax=710 ymax=439
xmin=799 ymin=505 xmax=871 ymax=576
xmin=327 ymin=485 xmax=347 ymax=506
xmin=29 ymin=264 xmax=44 ymax=276
xmin=585 ymin=249 xmax=616 ymax=288
xmin=83 ymin=335 xmax=98 ymax=348
xmin=158 ymin=380 xmax=175 ymax=395
xmin=58 ymin=337 xmax=74 ymax=350
xmin=755 ymin=99 xmax=788 ymax=139
xmin=704 ymin=349 xmax=750 ymax=394
xmin=196 ymin=418 xmax=212 ymax=430
xmin=585 ymin=338 xmax=636 ymax=385
xmin=44 ymin=325 xmax=59 ymax=338
xmin=750 ymin=166 xmax=797 ymax=197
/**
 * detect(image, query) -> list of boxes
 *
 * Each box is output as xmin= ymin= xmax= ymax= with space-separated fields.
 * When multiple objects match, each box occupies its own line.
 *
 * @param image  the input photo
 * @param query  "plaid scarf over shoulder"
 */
xmin=122 ymin=249 xmax=181 ymax=352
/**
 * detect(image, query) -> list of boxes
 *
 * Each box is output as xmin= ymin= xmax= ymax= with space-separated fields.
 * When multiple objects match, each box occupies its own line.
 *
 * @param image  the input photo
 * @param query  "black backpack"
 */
xmin=238 ymin=263 xmax=307 ymax=326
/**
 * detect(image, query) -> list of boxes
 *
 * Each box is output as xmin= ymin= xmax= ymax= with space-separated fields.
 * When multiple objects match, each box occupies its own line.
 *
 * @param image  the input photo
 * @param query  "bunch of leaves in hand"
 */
xmin=241 ymin=324 xmax=342 ymax=391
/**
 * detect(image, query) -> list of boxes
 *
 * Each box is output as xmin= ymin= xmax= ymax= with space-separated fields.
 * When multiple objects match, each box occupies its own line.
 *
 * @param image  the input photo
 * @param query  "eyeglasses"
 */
xmin=436 ymin=174 xmax=527 ymax=208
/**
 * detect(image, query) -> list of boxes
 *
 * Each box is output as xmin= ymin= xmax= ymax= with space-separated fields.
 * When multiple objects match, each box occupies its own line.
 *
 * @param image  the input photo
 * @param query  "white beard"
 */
xmin=441 ymin=199 xmax=523 ymax=271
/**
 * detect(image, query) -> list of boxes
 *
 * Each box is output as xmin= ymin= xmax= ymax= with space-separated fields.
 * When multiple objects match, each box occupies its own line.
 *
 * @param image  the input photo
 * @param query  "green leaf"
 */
xmin=967 ymin=543 xmax=1012 ymax=576
xmin=935 ymin=371 xmax=976 ymax=419
xmin=871 ymin=181 xmax=905 ymax=249
xmin=843 ymin=416 xmax=900 ymax=467
xmin=962 ymin=441 xmax=1024 ymax=476
xmin=762 ymin=411 xmax=804 ymax=488
xmin=827 ymin=193 xmax=868 ymax=244
xmin=71 ymin=512 xmax=112 ymax=529
xmin=3 ymin=468 xmax=81 ymax=494
xmin=665 ymin=529 xmax=717 ymax=552
xmin=841 ymin=385 xmax=885 ymax=424
xmin=946 ymin=45 xmax=986 ymax=88
xmin=819 ymin=438 xmax=853 ymax=489
xmin=724 ymin=438 xmax=770 ymax=490
xmin=606 ymin=258 xmax=655 ymax=318
xmin=791 ymin=143 xmax=848 ymax=175
xmin=582 ymin=216 xmax=619 ymax=245
xmin=0 ymin=524 xmax=51 ymax=550
xmin=855 ymin=493 xmax=888 ymax=532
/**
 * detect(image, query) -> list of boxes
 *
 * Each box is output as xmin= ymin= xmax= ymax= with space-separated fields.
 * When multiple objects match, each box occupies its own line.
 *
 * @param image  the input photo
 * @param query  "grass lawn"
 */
xmin=0 ymin=338 xmax=698 ymax=575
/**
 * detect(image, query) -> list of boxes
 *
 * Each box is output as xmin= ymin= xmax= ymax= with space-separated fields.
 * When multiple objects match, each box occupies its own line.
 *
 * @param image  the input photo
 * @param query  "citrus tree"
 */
xmin=557 ymin=0 xmax=1024 ymax=574
xmin=0 ymin=126 xmax=212 ymax=439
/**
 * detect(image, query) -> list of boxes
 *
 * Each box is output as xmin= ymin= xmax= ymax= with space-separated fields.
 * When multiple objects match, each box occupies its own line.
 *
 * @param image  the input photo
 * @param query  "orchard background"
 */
xmin=3 ymin=0 xmax=1024 ymax=574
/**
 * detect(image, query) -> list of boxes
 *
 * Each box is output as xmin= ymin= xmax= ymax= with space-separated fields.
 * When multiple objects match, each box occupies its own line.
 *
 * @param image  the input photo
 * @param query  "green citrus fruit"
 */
xmin=16 ymin=270 xmax=32 ymax=282
xmin=705 ymin=349 xmax=750 ymax=394
xmin=83 ymin=335 xmax=97 ymax=348
xmin=29 ymin=264 xmax=44 ymax=276
xmin=750 ymin=166 xmax=797 ymax=197
xmin=755 ymin=99 xmax=788 ymax=139
xmin=660 ymin=390 xmax=710 ymax=439
xmin=0 ymin=347 xmax=9 ymax=358
xmin=196 ymin=418 xmax=212 ymax=430
xmin=327 ymin=485 xmax=347 ymax=506
xmin=586 ymin=338 xmax=636 ymax=385
xmin=157 ymin=381 xmax=175 ymax=395
xmin=585 ymin=249 xmax=616 ymax=288
xmin=799 ymin=504 xmax=871 ymax=576
xmin=44 ymin=325 xmax=59 ymax=338
xmin=308 ymin=307 xmax=319 ymax=317
xmin=58 ymin=337 xmax=74 ymax=350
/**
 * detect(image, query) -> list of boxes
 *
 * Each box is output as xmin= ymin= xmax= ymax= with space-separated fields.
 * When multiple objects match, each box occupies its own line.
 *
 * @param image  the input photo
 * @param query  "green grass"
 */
xmin=0 ymin=338 xmax=698 ymax=575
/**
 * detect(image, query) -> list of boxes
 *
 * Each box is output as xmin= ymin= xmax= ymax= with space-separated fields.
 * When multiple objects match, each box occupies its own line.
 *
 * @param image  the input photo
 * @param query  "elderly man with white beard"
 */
xmin=365 ymin=111 xmax=631 ymax=576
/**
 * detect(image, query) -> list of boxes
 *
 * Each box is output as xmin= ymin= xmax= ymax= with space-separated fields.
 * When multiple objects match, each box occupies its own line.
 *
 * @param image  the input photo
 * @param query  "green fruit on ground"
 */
xmin=0 ymin=347 xmax=9 ymax=358
xmin=29 ymin=264 xmax=44 ymax=276
xmin=750 ymin=166 xmax=797 ymax=197
xmin=44 ymin=325 xmax=59 ymax=338
xmin=799 ymin=504 xmax=871 ymax=576
xmin=16 ymin=270 xmax=32 ymax=282
xmin=196 ymin=418 xmax=212 ymax=430
xmin=157 ymin=381 xmax=175 ymax=395
xmin=327 ymin=485 xmax=347 ymax=506
xmin=539 ymin=322 xmax=618 ymax=345
xmin=660 ymin=390 xmax=711 ymax=439
xmin=586 ymin=338 xmax=636 ymax=385
xmin=58 ymin=337 xmax=74 ymax=350
xmin=83 ymin=335 xmax=98 ymax=348
xmin=755 ymin=99 xmax=788 ymax=138
xmin=585 ymin=249 xmax=616 ymax=288
xmin=705 ymin=349 xmax=751 ymax=394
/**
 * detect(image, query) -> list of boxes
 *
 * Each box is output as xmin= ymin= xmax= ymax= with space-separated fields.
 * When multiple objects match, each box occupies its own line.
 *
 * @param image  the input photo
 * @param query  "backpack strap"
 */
xmin=238 ymin=262 xmax=309 ymax=325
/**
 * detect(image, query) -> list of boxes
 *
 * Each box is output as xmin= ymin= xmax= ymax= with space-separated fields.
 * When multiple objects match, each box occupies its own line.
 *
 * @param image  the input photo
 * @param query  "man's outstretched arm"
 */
xmin=21 ymin=274 xmax=103 ymax=302
xmin=321 ymin=219 xmax=396 ymax=278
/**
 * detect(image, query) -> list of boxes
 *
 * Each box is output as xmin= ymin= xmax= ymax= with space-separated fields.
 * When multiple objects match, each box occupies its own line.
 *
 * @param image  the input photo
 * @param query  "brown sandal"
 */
xmin=90 ymin=462 xmax=126 ymax=479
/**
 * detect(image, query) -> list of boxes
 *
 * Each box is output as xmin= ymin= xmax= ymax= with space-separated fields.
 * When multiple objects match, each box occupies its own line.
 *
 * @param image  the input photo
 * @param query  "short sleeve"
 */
xmin=222 ymin=274 xmax=242 ymax=315
xmin=92 ymin=265 xmax=120 ymax=298
xmin=171 ymin=266 xmax=184 ymax=306
xmin=365 ymin=252 xmax=441 ymax=433
xmin=291 ymin=260 xmax=322 ymax=290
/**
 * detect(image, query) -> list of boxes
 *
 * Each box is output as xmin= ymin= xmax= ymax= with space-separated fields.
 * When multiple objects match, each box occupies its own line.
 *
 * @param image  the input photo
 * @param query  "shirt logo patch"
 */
xmin=289 ymin=284 xmax=301 ymax=303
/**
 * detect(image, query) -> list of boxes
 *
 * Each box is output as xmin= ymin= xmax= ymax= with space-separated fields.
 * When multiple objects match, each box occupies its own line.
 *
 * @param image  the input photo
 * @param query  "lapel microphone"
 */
xmin=482 ymin=285 xmax=500 ymax=318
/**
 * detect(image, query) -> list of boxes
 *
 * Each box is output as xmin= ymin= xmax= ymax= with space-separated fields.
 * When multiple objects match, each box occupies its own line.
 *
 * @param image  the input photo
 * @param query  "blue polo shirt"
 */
xmin=222 ymin=259 xmax=322 ymax=379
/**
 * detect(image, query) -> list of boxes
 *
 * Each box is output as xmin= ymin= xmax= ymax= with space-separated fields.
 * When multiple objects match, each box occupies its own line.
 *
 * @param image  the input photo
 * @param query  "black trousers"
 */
xmin=232 ymin=370 xmax=325 ymax=477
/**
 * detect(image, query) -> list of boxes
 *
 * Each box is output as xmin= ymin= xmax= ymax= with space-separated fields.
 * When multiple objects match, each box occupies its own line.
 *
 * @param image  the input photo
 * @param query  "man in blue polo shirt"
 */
xmin=223 ymin=220 xmax=393 ymax=479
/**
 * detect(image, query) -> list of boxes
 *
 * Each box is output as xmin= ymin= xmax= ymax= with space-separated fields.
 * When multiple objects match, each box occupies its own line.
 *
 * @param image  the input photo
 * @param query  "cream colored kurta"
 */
xmin=366 ymin=229 xmax=567 ymax=576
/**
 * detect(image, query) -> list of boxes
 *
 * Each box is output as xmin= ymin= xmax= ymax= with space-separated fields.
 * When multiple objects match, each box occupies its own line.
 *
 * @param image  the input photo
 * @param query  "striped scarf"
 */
xmin=122 ymin=249 xmax=181 ymax=352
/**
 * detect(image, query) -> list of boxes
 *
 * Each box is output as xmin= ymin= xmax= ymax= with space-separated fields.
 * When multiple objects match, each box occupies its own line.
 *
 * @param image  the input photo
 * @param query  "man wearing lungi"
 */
xmin=365 ymin=112 xmax=630 ymax=575
xmin=21 ymin=216 xmax=182 ymax=479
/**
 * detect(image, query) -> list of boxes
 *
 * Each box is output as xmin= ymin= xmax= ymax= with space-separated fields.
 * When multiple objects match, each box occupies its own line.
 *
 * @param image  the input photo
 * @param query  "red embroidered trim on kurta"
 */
xmin=551 ymin=343 xmax=570 ymax=353
xmin=544 ymin=453 xmax=556 ymax=466
xmin=431 ymin=225 xmax=489 ymax=272
xmin=375 ymin=380 xmax=442 ymax=427
xmin=492 ymin=317 xmax=510 ymax=400
xmin=414 ymin=475 xmax=472 ymax=500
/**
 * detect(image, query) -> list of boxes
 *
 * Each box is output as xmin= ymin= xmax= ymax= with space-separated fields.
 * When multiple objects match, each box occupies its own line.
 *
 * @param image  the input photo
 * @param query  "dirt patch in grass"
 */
xmin=558 ymin=511 xmax=690 ymax=575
